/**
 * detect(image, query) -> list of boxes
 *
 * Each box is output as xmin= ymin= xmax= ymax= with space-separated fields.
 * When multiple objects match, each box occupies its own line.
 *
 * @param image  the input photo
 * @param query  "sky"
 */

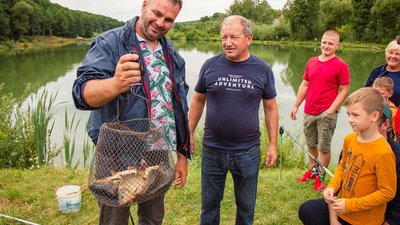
xmin=49 ymin=0 xmax=287 ymax=22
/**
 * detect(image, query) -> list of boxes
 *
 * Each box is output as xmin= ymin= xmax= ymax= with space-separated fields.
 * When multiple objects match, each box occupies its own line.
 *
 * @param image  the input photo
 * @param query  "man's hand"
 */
xmin=264 ymin=145 xmax=277 ymax=167
xmin=290 ymin=106 xmax=298 ymax=120
xmin=174 ymin=152 xmax=188 ymax=188
xmin=112 ymin=53 xmax=142 ymax=93
xmin=190 ymin=134 xmax=196 ymax=154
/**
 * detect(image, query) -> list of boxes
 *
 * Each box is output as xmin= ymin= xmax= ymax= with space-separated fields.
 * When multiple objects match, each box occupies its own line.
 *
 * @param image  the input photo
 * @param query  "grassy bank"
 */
xmin=0 ymin=153 xmax=333 ymax=225
xmin=0 ymin=36 xmax=91 ymax=52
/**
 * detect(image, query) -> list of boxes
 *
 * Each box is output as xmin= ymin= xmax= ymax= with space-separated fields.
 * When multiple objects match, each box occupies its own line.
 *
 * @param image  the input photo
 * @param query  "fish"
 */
xmin=89 ymin=164 xmax=173 ymax=206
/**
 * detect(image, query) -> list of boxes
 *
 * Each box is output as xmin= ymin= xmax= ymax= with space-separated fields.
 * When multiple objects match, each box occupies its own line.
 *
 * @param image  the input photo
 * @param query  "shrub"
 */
xmin=0 ymin=84 xmax=36 ymax=168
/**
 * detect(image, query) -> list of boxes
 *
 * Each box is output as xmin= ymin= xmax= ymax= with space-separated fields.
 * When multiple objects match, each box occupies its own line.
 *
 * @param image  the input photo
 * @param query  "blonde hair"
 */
xmin=373 ymin=76 xmax=394 ymax=92
xmin=323 ymin=30 xmax=340 ymax=41
xmin=386 ymin=39 xmax=400 ymax=52
xmin=344 ymin=87 xmax=385 ymax=116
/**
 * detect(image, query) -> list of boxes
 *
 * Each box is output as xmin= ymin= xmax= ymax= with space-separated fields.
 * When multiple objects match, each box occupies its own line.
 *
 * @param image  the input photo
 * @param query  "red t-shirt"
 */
xmin=303 ymin=56 xmax=350 ymax=115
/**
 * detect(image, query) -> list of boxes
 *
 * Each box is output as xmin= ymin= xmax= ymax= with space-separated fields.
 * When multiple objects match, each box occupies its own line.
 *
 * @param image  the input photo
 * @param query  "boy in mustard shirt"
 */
xmin=299 ymin=87 xmax=397 ymax=225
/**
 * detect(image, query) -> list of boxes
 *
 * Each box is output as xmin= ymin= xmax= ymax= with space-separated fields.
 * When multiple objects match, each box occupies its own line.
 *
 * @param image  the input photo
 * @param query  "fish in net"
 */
xmin=88 ymin=119 xmax=175 ymax=207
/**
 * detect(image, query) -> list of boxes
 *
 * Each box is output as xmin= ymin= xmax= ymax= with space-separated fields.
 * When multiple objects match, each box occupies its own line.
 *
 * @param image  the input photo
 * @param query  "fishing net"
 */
xmin=88 ymin=119 xmax=175 ymax=207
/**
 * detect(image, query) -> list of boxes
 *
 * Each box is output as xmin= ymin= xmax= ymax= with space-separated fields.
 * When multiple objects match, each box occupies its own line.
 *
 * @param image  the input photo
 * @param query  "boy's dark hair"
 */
xmin=344 ymin=87 xmax=385 ymax=116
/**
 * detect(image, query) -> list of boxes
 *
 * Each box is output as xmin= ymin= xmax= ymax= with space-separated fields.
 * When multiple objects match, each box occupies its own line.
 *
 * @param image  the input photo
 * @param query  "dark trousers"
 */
xmin=99 ymin=194 xmax=165 ymax=225
xmin=298 ymin=198 xmax=351 ymax=225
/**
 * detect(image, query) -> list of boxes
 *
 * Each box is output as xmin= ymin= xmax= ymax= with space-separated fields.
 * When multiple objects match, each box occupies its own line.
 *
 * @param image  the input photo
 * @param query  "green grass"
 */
xmin=0 ymin=154 xmax=334 ymax=225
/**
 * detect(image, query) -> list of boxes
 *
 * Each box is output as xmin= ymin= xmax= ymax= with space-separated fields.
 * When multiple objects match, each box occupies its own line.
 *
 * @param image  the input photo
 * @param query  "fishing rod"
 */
xmin=279 ymin=126 xmax=334 ymax=178
xmin=0 ymin=213 xmax=40 ymax=225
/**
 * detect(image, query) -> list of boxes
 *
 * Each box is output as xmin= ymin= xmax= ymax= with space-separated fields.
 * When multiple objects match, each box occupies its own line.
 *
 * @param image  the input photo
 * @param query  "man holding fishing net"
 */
xmin=72 ymin=0 xmax=190 ymax=224
xmin=290 ymin=30 xmax=350 ymax=191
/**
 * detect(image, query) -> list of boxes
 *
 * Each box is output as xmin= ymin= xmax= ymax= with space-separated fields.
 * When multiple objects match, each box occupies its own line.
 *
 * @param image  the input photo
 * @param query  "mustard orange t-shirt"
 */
xmin=327 ymin=132 xmax=397 ymax=225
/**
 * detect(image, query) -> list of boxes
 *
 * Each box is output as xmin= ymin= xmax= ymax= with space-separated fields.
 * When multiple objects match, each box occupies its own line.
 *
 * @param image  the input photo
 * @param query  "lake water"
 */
xmin=0 ymin=41 xmax=386 ymax=167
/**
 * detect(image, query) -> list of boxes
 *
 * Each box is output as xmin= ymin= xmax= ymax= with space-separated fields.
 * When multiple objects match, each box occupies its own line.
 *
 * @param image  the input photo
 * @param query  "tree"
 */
xmin=11 ymin=0 xmax=33 ymax=39
xmin=369 ymin=0 xmax=400 ymax=42
xmin=320 ymin=0 xmax=353 ymax=31
xmin=288 ymin=0 xmax=321 ymax=40
xmin=351 ymin=0 xmax=375 ymax=41
xmin=0 ymin=1 xmax=10 ymax=40
xmin=228 ymin=0 xmax=275 ymax=24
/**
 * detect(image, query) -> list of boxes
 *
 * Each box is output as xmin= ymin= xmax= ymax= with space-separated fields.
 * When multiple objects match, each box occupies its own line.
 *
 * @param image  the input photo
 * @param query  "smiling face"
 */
xmin=320 ymin=34 xmax=340 ymax=59
xmin=220 ymin=18 xmax=253 ymax=62
xmin=385 ymin=49 xmax=400 ymax=71
xmin=137 ymin=0 xmax=180 ymax=43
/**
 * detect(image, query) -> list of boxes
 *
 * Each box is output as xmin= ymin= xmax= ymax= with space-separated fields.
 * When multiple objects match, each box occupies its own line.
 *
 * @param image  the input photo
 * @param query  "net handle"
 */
xmin=117 ymin=87 xmax=150 ymax=123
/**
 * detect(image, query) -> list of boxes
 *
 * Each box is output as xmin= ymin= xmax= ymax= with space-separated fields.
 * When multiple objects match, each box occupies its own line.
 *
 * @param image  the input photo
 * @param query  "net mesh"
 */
xmin=88 ymin=119 xmax=175 ymax=207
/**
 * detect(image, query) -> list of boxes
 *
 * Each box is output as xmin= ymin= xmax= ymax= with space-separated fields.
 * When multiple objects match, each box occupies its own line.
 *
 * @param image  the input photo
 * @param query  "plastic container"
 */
xmin=56 ymin=185 xmax=81 ymax=213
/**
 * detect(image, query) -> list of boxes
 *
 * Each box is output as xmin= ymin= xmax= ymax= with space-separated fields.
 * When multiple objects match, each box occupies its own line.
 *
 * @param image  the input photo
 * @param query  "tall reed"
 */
xmin=82 ymin=133 xmax=95 ymax=169
xmin=63 ymin=109 xmax=80 ymax=169
xmin=28 ymin=89 xmax=57 ymax=165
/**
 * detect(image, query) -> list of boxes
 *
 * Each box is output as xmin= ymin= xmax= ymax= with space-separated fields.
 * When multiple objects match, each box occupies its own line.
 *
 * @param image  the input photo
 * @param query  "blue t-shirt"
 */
xmin=195 ymin=54 xmax=276 ymax=152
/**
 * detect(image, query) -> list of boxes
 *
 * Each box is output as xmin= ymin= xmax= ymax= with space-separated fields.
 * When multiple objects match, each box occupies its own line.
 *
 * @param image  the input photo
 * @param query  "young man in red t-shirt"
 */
xmin=290 ymin=30 xmax=350 ymax=191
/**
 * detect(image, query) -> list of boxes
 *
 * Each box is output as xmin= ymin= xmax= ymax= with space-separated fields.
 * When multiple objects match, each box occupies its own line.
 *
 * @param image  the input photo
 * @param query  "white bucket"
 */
xmin=56 ymin=185 xmax=81 ymax=213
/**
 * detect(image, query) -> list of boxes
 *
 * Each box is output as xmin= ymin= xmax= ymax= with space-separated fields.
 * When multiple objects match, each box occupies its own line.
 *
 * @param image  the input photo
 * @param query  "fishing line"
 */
xmin=279 ymin=126 xmax=334 ymax=178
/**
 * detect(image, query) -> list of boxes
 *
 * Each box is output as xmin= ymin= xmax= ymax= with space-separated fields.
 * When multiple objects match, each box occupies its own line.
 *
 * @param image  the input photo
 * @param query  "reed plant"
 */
xmin=82 ymin=133 xmax=95 ymax=169
xmin=63 ymin=109 xmax=81 ymax=169
xmin=28 ymin=89 xmax=58 ymax=166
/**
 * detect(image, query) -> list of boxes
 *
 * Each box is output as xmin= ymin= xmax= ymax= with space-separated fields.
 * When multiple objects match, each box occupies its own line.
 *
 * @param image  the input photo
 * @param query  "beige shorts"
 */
xmin=303 ymin=111 xmax=338 ymax=152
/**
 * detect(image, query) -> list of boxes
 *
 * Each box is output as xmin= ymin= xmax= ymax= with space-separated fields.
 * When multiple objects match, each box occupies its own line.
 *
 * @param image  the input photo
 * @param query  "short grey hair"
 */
xmin=221 ymin=15 xmax=252 ymax=36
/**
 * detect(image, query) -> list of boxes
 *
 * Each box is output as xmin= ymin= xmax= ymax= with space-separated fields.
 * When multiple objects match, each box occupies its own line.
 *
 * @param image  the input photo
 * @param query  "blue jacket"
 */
xmin=72 ymin=17 xmax=190 ymax=158
xmin=365 ymin=64 xmax=400 ymax=107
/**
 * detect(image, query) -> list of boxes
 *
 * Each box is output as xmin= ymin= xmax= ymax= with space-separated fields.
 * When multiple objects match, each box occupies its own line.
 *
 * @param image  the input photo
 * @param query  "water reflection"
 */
xmin=1 ymin=42 xmax=387 ymax=166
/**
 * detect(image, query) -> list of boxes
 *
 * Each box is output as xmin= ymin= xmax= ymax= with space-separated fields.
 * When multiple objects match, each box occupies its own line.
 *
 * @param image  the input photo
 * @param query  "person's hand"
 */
xmin=323 ymin=187 xmax=335 ymax=203
xmin=264 ymin=145 xmax=277 ymax=167
xmin=332 ymin=198 xmax=346 ymax=214
xmin=113 ymin=53 xmax=141 ymax=92
xmin=290 ymin=106 xmax=298 ymax=120
xmin=174 ymin=152 xmax=187 ymax=189
xmin=190 ymin=133 xmax=195 ymax=154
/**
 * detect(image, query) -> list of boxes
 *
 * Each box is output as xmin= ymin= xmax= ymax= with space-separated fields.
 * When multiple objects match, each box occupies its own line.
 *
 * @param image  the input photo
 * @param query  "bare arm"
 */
xmin=290 ymin=80 xmax=309 ymax=120
xmin=326 ymin=84 xmax=350 ymax=113
xmin=188 ymin=92 xmax=206 ymax=154
xmin=83 ymin=54 xmax=142 ymax=108
xmin=263 ymin=98 xmax=279 ymax=167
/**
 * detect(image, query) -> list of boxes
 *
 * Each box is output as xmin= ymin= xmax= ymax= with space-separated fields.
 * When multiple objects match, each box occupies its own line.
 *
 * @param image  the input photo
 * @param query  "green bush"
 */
xmin=0 ymin=84 xmax=36 ymax=168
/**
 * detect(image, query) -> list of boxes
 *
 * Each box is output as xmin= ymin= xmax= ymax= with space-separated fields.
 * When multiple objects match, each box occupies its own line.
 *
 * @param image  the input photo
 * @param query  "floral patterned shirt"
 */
xmin=138 ymin=35 xmax=176 ymax=151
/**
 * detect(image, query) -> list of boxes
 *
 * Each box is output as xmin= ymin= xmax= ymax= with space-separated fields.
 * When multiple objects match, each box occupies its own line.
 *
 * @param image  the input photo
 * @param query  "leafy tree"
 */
xmin=351 ymin=0 xmax=375 ymax=41
xmin=0 ymin=1 xmax=10 ymax=40
xmin=52 ymin=8 xmax=68 ymax=36
xmin=320 ymin=0 xmax=353 ymax=31
xmin=288 ymin=0 xmax=321 ymax=40
xmin=369 ymin=0 xmax=400 ymax=43
xmin=228 ymin=0 xmax=275 ymax=24
xmin=11 ymin=0 xmax=34 ymax=39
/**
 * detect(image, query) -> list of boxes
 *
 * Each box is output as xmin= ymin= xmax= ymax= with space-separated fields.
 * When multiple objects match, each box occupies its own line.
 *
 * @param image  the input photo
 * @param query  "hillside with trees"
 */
xmin=0 ymin=0 xmax=398 ymax=44
xmin=0 ymin=0 xmax=123 ymax=41
xmin=168 ymin=0 xmax=400 ymax=44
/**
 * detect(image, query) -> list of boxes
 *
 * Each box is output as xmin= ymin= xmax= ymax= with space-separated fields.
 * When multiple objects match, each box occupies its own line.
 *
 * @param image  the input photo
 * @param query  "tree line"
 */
xmin=168 ymin=0 xmax=400 ymax=44
xmin=0 ymin=0 xmax=123 ymax=41
xmin=0 ymin=0 xmax=398 ymax=44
